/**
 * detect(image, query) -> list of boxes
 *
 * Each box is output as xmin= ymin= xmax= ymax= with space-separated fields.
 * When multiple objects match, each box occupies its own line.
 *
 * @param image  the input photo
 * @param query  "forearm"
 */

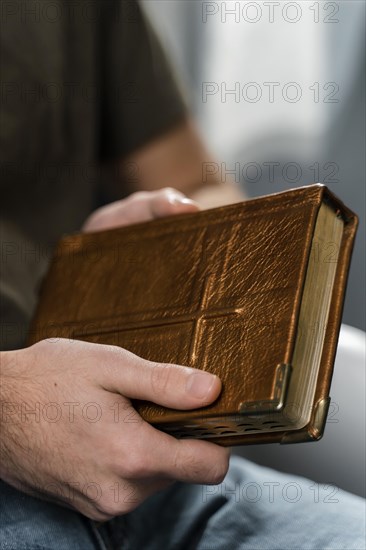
xmin=116 ymin=118 xmax=245 ymax=208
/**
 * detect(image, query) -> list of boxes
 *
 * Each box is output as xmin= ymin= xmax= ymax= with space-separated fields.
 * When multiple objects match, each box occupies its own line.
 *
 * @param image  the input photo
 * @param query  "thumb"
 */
xmin=101 ymin=347 xmax=222 ymax=409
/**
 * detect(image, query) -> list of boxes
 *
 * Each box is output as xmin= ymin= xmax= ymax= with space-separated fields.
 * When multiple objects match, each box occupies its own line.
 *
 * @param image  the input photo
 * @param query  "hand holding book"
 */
xmin=1 ymin=188 xmax=231 ymax=520
xmin=29 ymin=185 xmax=358 ymax=446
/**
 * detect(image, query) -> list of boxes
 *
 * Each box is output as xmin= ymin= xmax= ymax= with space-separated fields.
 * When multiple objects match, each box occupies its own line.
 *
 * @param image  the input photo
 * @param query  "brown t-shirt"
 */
xmin=0 ymin=0 xmax=186 ymax=350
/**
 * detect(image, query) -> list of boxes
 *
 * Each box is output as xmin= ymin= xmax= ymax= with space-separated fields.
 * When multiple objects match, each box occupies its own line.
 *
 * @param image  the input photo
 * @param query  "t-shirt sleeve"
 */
xmin=99 ymin=0 xmax=188 ymax=160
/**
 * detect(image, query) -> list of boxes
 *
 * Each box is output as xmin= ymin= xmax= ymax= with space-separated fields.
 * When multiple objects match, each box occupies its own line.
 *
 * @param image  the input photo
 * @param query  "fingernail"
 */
xmin=179 ymin=197 xmax=196 ymax=206
xmin=186 ymin=372 xmax=218 ymax=399
xmin=168 ymin=195 xmax=196 ymax=206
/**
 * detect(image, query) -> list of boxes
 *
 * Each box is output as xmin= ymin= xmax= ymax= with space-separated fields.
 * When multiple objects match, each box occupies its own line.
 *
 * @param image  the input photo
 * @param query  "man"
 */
xmin=1 ymin=1 xmax=365 ymax=548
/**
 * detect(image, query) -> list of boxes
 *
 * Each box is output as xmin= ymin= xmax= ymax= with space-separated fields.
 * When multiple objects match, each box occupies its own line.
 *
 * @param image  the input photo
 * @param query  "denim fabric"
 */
xmin=1 ymin=456 xmax=365 ymax=550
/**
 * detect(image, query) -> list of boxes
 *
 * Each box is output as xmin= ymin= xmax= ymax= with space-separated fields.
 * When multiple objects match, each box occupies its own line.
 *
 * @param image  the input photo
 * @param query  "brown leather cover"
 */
xmin=28 ymin=185 xmax=358 ymax=445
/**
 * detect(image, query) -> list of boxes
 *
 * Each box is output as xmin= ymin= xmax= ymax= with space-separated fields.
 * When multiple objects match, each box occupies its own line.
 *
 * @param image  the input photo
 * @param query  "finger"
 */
xmin=123 ymin=188 xmax=199 ymax=221
xmin=82 ymin=192 xmax=152 ymax=232
xmin=82 ymin=188 xmax=198 ymax=233
xmin=149 ymin=187 xmax=200 ymax=217
xmin=101 ymin=346 xmax=222 ymax=410
xmin=117 ymin=421 xmax=230 ymax=485
xmin=156 ymin=435 xmax=230 ymax=485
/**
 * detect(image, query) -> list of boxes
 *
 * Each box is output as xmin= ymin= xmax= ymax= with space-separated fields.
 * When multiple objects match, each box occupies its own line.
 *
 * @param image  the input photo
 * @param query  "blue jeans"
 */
xmin=1 ymin=456 xmax=365 ymax=549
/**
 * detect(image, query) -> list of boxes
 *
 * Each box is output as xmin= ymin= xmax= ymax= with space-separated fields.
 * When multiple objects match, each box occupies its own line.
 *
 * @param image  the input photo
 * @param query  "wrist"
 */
xmin=0 ymin=348 xmax=26 ymax=481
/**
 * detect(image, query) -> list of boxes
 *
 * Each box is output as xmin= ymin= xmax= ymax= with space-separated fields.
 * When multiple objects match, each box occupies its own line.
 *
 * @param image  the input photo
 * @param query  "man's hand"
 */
xmin=1 ymin=188 xmax=229 ymax=522
xmin=82 ymin=187 xmax=199 ymax=233
xmin=1 ymin=339 xmax=229 ymax=521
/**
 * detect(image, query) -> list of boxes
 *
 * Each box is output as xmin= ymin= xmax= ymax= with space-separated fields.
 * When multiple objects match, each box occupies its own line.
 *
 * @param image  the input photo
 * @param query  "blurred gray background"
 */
xmin=141 ymin=1 xmax=366 ymax=498
xmin=142 ymin=0 xmax=365 ymax=332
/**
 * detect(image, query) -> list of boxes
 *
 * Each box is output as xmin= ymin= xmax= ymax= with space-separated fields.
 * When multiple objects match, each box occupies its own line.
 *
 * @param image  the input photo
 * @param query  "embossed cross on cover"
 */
xmin=28 ymin=185 xmax=358 ymax=446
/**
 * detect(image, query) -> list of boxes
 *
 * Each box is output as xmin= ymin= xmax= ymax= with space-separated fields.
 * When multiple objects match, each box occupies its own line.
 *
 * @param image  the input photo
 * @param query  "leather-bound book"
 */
xmin=28 ymin=185 xmax=358 ymax=446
